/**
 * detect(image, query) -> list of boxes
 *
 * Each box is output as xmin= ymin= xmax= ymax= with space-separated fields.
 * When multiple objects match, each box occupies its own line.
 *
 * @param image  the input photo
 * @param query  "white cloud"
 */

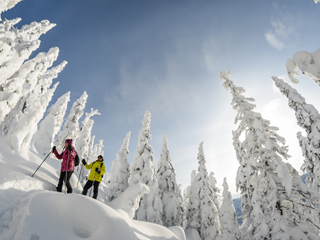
xmin=264 ymin=32 xmax=284 ymax=50
xmin=264 ymin=16 xmax=296 ymax=50
xmin=271 ymin=20 xmax=288 ymax=38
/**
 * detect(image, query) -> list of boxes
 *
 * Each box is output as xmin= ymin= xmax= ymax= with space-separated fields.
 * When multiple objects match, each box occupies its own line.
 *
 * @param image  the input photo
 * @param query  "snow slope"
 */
xmin=0 ymin=136 xmax=187 ymax=240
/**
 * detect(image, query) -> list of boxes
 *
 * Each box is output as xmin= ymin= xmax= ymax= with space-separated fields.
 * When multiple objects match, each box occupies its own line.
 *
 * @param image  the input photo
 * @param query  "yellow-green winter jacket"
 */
xmin=85 ymin=160 xmax=105 ymax=182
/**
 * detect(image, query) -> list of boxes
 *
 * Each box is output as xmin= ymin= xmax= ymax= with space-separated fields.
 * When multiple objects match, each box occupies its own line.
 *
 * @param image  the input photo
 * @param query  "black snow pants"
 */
xmin=56 ymin=171 xmax=73 ymax=193
xmin=82 ymin=180 xmax=100 ymax=199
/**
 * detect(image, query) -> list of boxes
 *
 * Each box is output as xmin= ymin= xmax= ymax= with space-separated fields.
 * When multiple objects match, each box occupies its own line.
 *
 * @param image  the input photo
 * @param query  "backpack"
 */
xmin=74 ymin=154 xmax=80 ymax=167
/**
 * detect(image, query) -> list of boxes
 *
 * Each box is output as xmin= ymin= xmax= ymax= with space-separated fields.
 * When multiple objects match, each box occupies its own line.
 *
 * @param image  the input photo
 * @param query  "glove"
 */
xmin=68 ymin=145 xmax=73 ymax=151
xmin=52 ymin=146 xmax=56 ymax=152
xmin=82 ymin=159 xmax=87 ymax=165
xmin=95 ymin=167 xmax=101 ymax=174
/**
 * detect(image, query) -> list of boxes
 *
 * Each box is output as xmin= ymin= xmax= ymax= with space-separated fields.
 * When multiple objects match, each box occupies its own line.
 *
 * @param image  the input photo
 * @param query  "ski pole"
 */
xmin=65 ymin=149 xmax=70 ymax=193
xmin=31 ymin=151 xmax=51 ymax=177
xmin=77 ymin=164 xmax=83 ymax=188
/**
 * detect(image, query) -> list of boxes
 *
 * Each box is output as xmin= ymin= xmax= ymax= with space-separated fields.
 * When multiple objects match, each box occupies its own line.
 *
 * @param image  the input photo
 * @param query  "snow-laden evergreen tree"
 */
xmin=201 ymin=195 xmax=220 ymax=240
xmin=87 ymin=135 xmax=96 ymax=163
xmin=0 ymin=0 xmax=22 ymax=19
xmin=186 ymin=142 xmax=221 ymax=240
xmin=273 ymin=76 xmax=320 ymax=192
xmin=54 ymin=91 xmax=88 ymax=151
xmin=220 ymin=70 xmax=320 ymax=240
xmin=103 ymin=172 xmax=110 ymax=185
xmin=191 ymin=170 xmax=197 ymax=184
xmin=1 ymin=47 xmax=61 ymax=132
xmin=8 ymin=82 xmax=58 ymax=152
xmin=208 ymin=172 xmax=220 ymax=215
xmin=286 ymin=49 xmax=320 ymax=86
xmin=297 ymin=132 xmax=315 ymax=189
xmin=0 ymin=19 xmax=55 ymax=87
xmin=220 ymin=178 xmax=240 ymax=240
xmin=157 ymin=133 xmax=186 ymax=228
xmin=40 ymin=60 xmax=67 ymax=94
xmin=96 ymin=139 xmax=104 ymax=157
xmin=32 ymin=91 xmax=70 ymax=156
xmin=74 ymin=108 xmax=100 ymax=160
xmin=273 ymin=77 xmax=320 ymax=234
xmin=79 ymin=135 xmax=96 ymax=182
xmin=108 ymin=131 xmax=131 ymax=201
xmin=128 ymin=111 xmax=163 ymax=224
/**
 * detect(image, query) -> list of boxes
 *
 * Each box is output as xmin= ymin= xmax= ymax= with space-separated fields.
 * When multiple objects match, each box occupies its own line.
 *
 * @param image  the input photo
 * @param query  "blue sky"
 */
xmin=3 ymin=0 xmax=320 ymax=195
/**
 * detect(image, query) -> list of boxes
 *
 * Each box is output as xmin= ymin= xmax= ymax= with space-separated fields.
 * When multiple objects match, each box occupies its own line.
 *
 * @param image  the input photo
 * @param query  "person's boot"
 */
xmin=93 ymin=192 xmax=98 ymax=199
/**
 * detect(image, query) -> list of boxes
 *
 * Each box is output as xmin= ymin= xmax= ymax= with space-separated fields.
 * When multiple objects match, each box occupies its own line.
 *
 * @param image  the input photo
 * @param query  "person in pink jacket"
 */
xmin=52 ymin=139 xmax=77 ymax=193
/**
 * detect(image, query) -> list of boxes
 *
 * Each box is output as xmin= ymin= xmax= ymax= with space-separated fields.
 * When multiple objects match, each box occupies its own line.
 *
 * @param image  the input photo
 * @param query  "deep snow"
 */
xmin=0 ymin=136 xmax=189 ymax=240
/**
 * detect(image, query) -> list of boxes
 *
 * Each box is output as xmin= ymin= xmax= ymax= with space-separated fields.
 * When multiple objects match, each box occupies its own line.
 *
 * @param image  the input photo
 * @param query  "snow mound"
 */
xmin=107 ymin=182 xmax=150 ymax=220
xmin=0 ymin=175 xmax=185 ymax=240
xmin=9 ymin=192 xmax=139 ymax=240
xmin=0 ymin=168 xmax=46 ymax=191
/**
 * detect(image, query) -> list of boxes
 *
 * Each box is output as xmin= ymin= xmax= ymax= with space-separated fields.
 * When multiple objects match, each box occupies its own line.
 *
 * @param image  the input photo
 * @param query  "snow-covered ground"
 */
xmin=0 ymin=136 xmax=193 ymax=240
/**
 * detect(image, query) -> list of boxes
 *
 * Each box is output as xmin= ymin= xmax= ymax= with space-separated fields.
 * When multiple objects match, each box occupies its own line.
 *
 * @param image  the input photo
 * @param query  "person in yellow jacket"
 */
xmin=81 ymin=155 xmax=106 ymax=199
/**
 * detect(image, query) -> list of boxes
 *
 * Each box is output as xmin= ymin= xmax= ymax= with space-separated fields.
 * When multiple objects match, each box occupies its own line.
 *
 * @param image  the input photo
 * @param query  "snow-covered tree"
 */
xmin=128 ymin=111 xmax=163 ymax=224
xmin=208 ymin=172 xmax=220 ymax=215
xmin=286 ymin=49 xmax=320 ymax=86
xmin=108 ymin=131 xmax=131 ymax=201
xmin=0 ymin=0 xmax=23 ymax=19
xmin=273 ymin=76 xmax=320 ymax=192
xmin=53 ymin=91 xmax=88 ymax=151
xmin=297 ymin=132 xmax=316 ymax=189
xmin=186 ymin=142 xmax=221 ymax=240
xmin=32 ymin=91 xmax=70 ymax=156
xmin=201 ymin=196 xmax=220 ymax=240
xmin=1 ymin=47 xmax=61 ymax=132
xmin=87 ymin=135 xmax=96 ymax=163
xmin=40 ymin=60 xmax=67 ymax=94
xmin=220 ymin=178 xmax=240 ymax=240
xmin=79 ymin=135 xmax=96 ymax=182
xmin=8 ymin=82 xmax=58 ymax=152
xmin=157 ymin=133 xmax=186 ymax=228
xmin=0 ymin=19 xmax=55 ymax=87
xmin=74 ymin=108 xmax=100 ymax=159
xmin=103 ymin=172 xmax=110 ymax=184
xmin=96 ymin=139 xmax=104 ymax=157
xmin=220 ymin=70 xmax=320 ymax=239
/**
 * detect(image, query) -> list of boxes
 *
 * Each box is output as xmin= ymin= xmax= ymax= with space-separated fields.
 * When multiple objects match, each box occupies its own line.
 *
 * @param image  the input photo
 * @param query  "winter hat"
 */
xmin=98 ymin=155 xmax=103 ymax=160
xmin=65 ymin=139 xmax=73 ymax=146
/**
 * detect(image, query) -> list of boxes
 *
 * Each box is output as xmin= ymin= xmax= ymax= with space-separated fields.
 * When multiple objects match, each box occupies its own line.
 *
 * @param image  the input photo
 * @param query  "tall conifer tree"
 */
xmin=108 ymin=131 xmax=131 ymax=201
xmin=220 ymin=71 xmax=319 ymax=239
xmin=128 ymin=111 xmax=163 ymax=224
xmin=186 ymin=142 xmax=221 ymax=240
xmin=157 ymin=133 xmax=186 ymax=228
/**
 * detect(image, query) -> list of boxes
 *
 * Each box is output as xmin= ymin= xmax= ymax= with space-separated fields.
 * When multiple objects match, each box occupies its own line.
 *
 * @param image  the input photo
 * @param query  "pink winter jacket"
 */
xmin=53 ymin=146 xmax=77 ymax=172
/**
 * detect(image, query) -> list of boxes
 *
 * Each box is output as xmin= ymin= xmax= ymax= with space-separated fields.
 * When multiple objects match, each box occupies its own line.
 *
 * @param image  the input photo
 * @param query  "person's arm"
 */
xmin=101 ymin=164 xmax=106 ymax=177
xmin=53 ymin=149 xmax=63 ymax=160
xmin=84 ymin=161 xmax=94 ymax=170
